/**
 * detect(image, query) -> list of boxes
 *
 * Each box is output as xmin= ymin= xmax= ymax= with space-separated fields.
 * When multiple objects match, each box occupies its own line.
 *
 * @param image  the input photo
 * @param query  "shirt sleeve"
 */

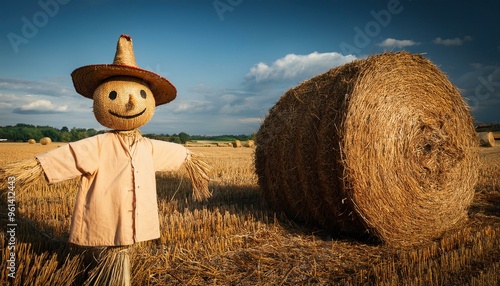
xmin=150 ymin=139 xmax=188 ymax=172
xmin=36 ymin=136 xmax=101 ymax=184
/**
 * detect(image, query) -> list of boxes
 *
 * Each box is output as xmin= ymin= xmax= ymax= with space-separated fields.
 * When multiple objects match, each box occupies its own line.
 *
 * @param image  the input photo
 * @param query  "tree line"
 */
xmin=0 ymin=124 xmax=98 ymax=142
xmin=0 ymin=123 xmax=253 ymax=144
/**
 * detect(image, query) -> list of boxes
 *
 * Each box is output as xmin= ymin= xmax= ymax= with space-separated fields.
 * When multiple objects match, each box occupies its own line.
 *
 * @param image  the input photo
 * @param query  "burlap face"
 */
xmin=93 ymin=76 xmax=156 ymax=130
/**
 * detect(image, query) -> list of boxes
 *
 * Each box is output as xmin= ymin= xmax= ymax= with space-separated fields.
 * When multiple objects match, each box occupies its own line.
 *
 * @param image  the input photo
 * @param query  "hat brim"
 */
xmin=71 ymin=64 xmax=176 ymax=106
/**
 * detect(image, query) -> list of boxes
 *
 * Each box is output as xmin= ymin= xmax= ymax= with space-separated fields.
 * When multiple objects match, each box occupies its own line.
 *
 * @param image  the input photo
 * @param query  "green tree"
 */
xmin=71 ymin=127 xmax=88 ymax=141
xmin=42 ymin=128 xmax=61 ymax=142
xmin=178 ymin=132 xmax=190 ymax=144
xmin=21 ymin=127 xmax=43 ymax=141
xmin=169 ymin=136 xmax=181 ymax=144
xmin=86 ymin=128 xmax=97 ymax=137
xmin=60 ymin=132 xmax=72 ymax=142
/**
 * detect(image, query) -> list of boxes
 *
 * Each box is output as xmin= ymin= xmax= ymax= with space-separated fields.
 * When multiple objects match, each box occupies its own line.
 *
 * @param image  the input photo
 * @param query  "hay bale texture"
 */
xmin=233 ymin=140 xmax=242 ymax=148
xmin=40 ymin=137 xmax=52 ymax=145
xmin=255 ymin=52 xmax=479 ymax=247
xmin=28 ymin=139 xmax=36 ymax=144
xmin=246 ymin=140 xmax=255 ymax=148
xmin=478 ymin=132 xmax=496 ymax=147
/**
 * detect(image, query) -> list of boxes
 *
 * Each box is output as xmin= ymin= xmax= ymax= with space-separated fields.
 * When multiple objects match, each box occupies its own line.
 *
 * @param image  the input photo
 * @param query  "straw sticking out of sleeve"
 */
xmin=184 ymin=150 xmax=212 ymax=201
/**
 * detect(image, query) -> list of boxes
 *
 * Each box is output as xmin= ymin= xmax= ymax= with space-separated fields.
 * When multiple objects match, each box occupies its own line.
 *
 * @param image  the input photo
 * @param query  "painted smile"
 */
xmin=109 ymin=108 xmax=146 ymax=119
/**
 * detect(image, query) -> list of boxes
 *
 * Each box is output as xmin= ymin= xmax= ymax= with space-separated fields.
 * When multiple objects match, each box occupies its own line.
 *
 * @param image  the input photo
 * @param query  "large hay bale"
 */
xmin=28 ymin=139 xmax=36 ymax=144
xmin=478 ymin=132 xmax=496 ymax=147
xmin=255 ymin=52 xmax=479 ymax=247
xmin=40 ymin=137 xmax=52 ymax=145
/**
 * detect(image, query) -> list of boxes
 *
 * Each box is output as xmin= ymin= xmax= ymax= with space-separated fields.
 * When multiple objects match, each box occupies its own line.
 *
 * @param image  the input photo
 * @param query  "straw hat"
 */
xmin=71 ymin=34 xmax=176 ymax=106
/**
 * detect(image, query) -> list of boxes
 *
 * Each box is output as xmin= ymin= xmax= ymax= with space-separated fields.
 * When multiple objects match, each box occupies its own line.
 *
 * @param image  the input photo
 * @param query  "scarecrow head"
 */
xmin=71 ymin=34 xmax=176 ymax=130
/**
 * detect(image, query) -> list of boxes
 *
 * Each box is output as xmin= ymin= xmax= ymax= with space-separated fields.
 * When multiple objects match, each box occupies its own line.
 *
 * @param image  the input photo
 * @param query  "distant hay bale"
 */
xmin=233 ymin=140 xmax=242 ymax=148
xmin=40 ymin=137 xmax=52 ymax=145
xmin=255 ymin=52 xmax=479 ymax=247
xmin=246 ymin=140 xmax=255 ymax=148
xmin=28 ymin=139 xmax=36 ymax=144
xmin=478 ymin=132 xmax=496 ymax=147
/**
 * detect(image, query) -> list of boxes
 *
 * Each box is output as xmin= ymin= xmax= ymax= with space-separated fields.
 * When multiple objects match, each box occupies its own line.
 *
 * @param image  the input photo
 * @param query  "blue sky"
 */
xmin=1 ymin=0 xmax=499 ymax=135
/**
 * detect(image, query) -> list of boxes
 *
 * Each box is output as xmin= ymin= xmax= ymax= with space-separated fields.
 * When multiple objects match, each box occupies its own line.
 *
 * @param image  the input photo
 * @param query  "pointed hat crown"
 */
xmin=71 ymin=34 xmax=176 ymax=106
xmin=113 ymin=34 xmax=137 ymax=66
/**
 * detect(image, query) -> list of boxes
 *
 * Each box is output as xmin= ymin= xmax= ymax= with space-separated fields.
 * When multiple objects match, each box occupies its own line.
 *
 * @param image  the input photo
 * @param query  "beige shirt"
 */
xmin=37 ymin=131 xmax=187 ymax=246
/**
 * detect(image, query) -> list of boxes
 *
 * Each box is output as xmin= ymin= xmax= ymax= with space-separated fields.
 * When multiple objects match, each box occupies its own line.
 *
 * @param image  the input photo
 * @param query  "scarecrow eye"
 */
xmin=140 ymin=90 xmax=147 ymax=99
xmin=109 ymin=90 xmax=117 ymax=100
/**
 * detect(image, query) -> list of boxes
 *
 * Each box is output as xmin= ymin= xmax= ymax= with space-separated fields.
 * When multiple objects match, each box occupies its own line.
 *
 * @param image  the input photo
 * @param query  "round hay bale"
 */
xmin=255 ymin=52 xmax=479 ymax=247
xmin=246 ymin=140 xmax=255 ymax=148
xmin=233 ymin=140 xmax=242 ymax=148
xmin=478 ymin=132 xmax=495 ymax=147
xmin=28 ymin=139 xmax=36 ymax=144
xmin=40 ymin=137 xmax=52 ymax=145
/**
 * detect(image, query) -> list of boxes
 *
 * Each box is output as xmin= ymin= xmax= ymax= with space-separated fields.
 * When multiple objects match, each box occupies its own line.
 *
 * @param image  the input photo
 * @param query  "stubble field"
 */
xmin=0 ymin=141 xmax=499 ymax=285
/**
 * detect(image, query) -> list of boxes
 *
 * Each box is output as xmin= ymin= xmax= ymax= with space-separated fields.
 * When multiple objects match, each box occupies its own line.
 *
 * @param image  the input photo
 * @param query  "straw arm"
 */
xmin=0 ymin=158 xmax=46 ymax=192
xmin=184 ymin=150 xmax=212 ymax=201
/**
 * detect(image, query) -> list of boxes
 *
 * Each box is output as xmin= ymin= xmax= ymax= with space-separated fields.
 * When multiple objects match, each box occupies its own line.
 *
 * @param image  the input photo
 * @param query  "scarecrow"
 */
xmin=3 ymin=34 xmax=211 ymax=284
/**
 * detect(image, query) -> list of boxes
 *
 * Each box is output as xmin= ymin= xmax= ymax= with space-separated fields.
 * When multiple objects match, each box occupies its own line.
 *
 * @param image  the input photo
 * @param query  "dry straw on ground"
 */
xmin=255 ymin=52 xmax=479 ymax=247
xmin=0 ymin=145 xmax=498 ymax=284
xmin=40 ymin=137 xmax=52 ymax=145
xmin=478 ymin=132 xmax=496 ymax=147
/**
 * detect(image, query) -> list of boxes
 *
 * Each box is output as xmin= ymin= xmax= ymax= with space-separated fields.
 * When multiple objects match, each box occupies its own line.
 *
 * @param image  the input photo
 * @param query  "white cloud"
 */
xmin=470 ymin=63 xmax=483 ymax=70
xmin=238 ymin=117 xmax=262 ymax=124
xmin=378 ymin=38 xmax=419 ymax=48
xmin=0 ymin=78 xmax=73 ymax=97
xmin=433 ymin=36 xmax=472 ymax=46
xmin=246 ymin=52 xmax=356 ymax=83
xmin=170 ymin=99 xmax=213 ymax=113
xmin=0 ymin=102 xmax=12 ymax=108
xmin=14 ymin=99 xmax=68 ymax=114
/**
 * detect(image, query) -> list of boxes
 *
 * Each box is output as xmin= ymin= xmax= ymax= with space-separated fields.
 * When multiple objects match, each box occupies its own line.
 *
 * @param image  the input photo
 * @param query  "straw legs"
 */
xmin=84 ymin=246 xmax=131 ymax=286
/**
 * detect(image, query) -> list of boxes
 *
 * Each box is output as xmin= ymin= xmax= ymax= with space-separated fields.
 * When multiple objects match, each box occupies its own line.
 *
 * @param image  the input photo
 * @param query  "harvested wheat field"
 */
xmin=1 ymin=142 xmax=499 ymax=285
